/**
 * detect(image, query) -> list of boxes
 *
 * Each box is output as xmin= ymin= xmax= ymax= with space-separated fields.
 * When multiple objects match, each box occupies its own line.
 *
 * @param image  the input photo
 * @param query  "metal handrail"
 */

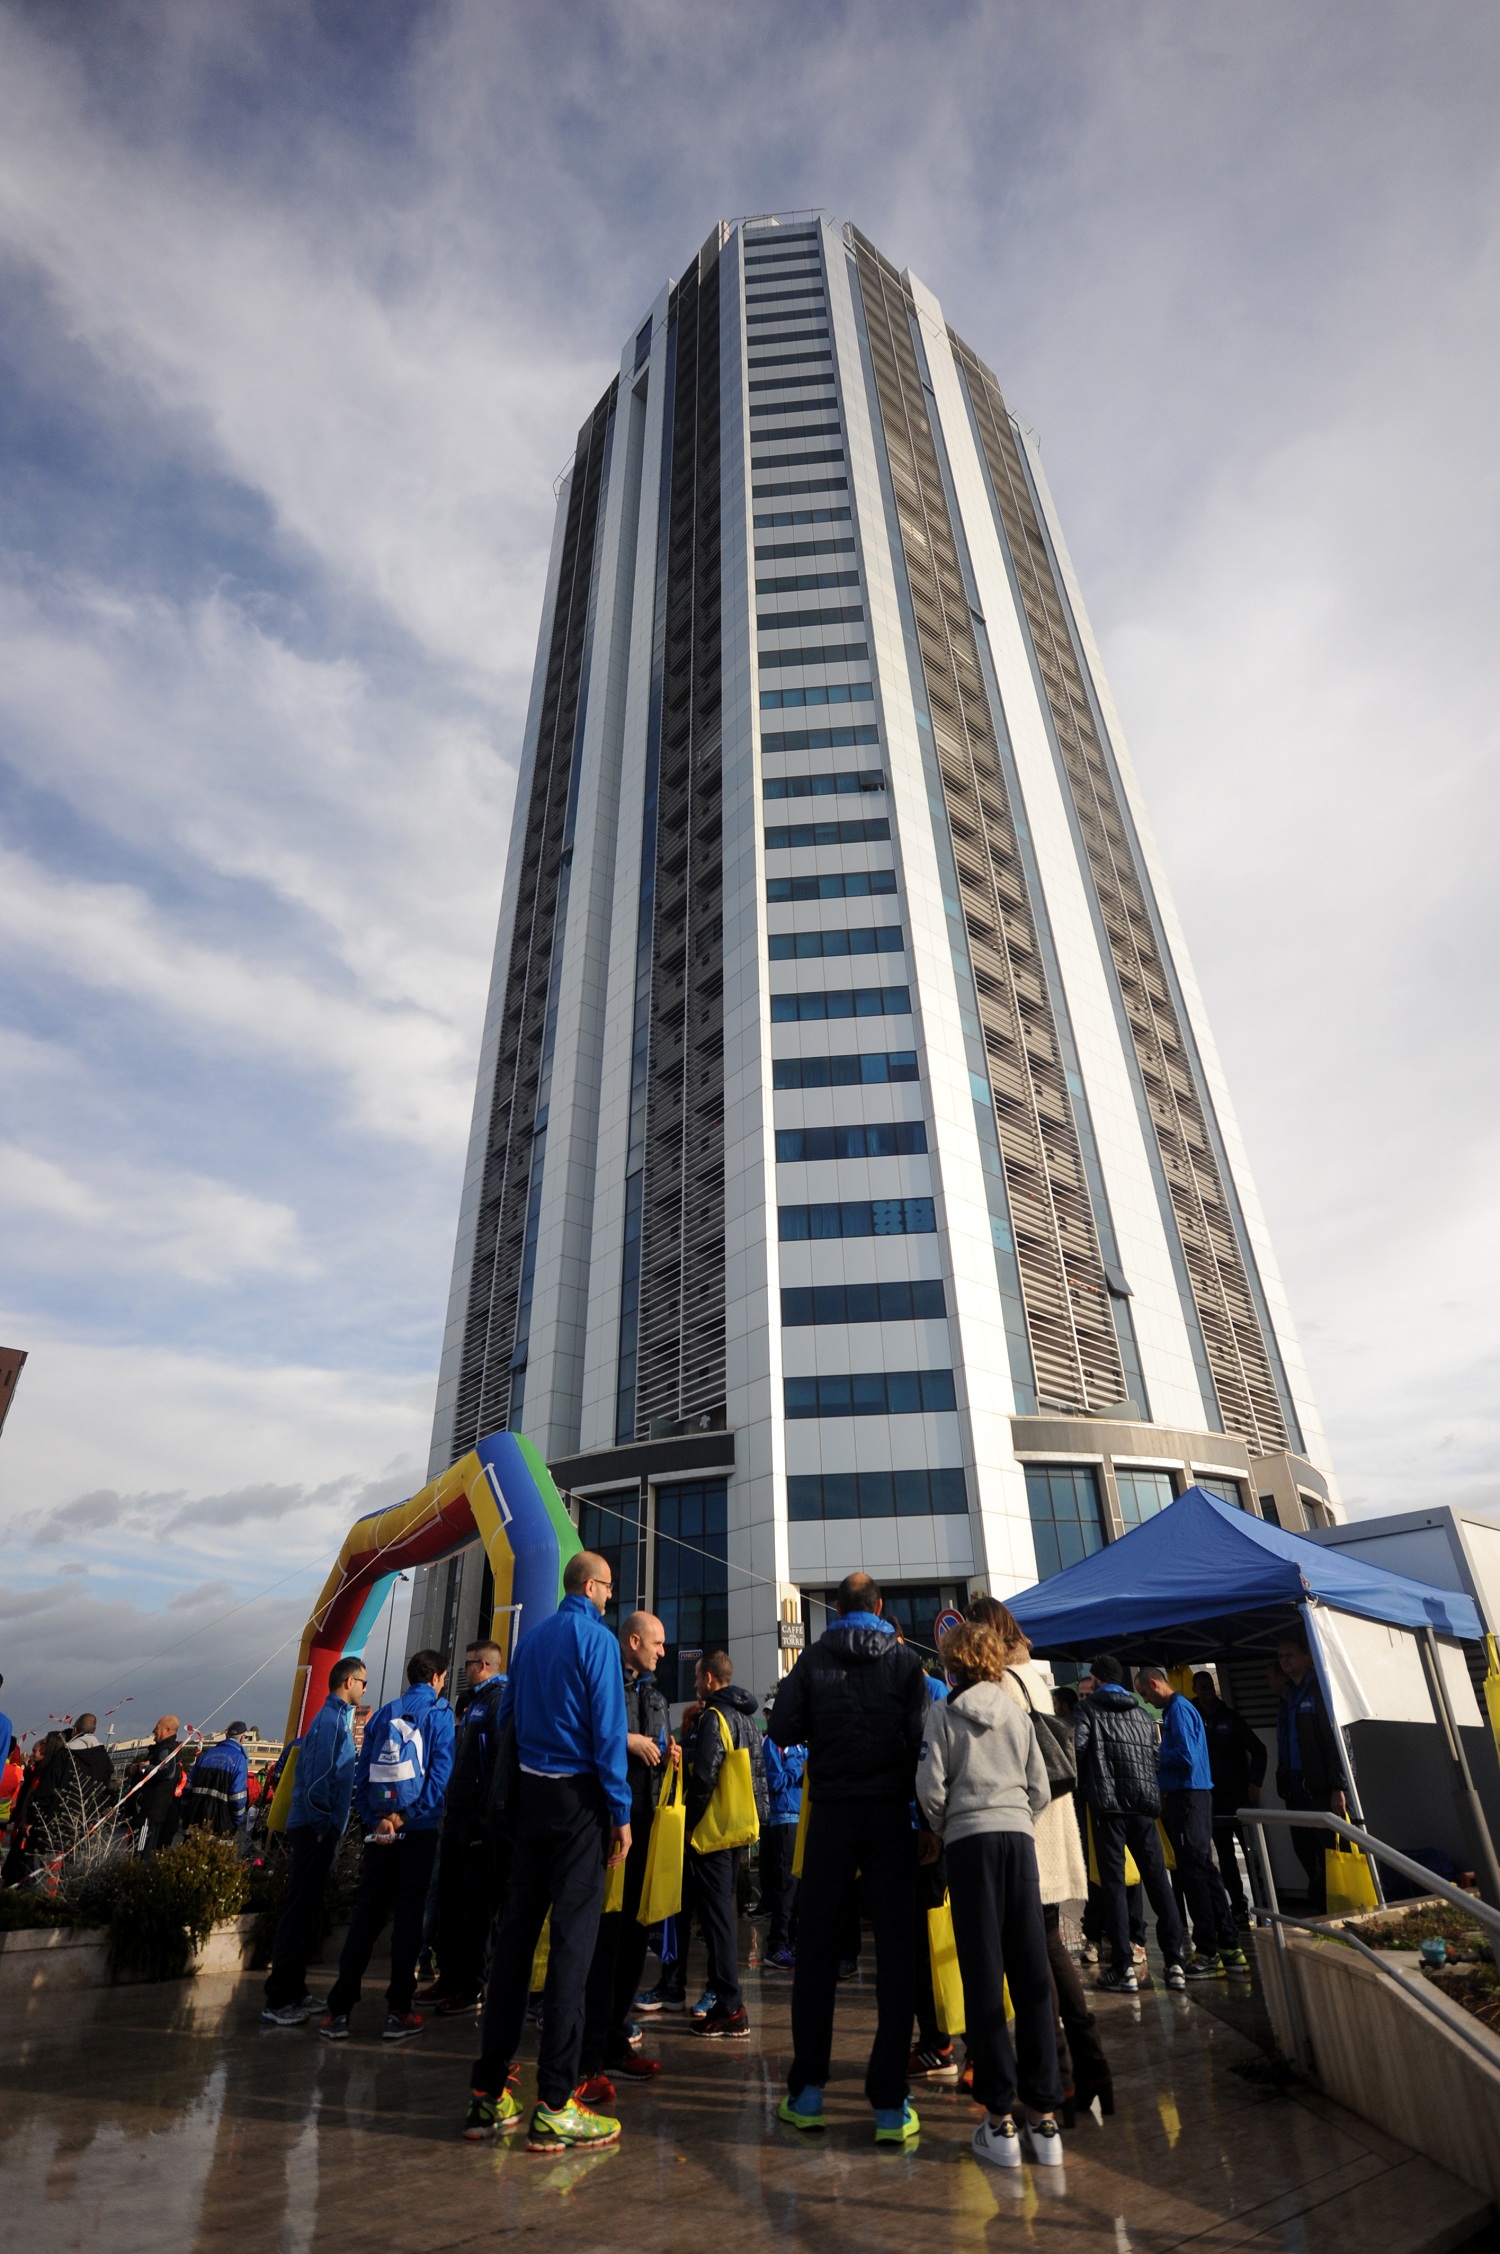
xmin=1234 ymin=1805 xmax=1500 ymax=2077
xmin=1238 ymin=1807 xmax=1500 ymax=1943
xmin=1249 ymin=1906 xmax=1500 ymax=2073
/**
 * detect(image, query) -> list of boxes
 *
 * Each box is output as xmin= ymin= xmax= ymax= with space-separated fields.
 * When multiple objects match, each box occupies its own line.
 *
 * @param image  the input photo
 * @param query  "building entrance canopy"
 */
xmin=1008 ymin=1486 xmax=1484 ymax=1661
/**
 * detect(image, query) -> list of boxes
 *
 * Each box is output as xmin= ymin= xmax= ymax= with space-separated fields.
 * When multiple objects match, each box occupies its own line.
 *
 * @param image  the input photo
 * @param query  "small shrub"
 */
xmin=0 ymin=1891 xmax=80 ymax=1931
xmin=71 ymin=1829 xmax=248 ymax=1981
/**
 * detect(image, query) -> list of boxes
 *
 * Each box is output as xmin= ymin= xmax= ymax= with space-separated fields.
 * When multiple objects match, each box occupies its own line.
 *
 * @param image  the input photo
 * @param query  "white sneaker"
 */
xmin=972 ymin=2115 xmax=1022 ymax=2169
xmin=1078 ymin=1941 xmax=1099 ymax=1965
xmin=1021 ymin=2114 xmax=1064 ymax=2168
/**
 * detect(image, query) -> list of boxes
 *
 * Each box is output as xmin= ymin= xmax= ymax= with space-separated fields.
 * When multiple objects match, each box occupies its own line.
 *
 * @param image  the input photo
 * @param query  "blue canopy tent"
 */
xmin=1006 ymin=1486 xmax=1498 ymax=1904
xmin=1007 ymin=1485 xmax=1483 ymax=1660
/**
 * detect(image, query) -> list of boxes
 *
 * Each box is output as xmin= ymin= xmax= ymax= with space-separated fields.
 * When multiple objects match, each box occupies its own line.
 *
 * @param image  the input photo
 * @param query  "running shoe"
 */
xmin=1221 ymin=1946 xmax=1250 ymax=1972
xmin=694 ymin=2005 xmax=750 ymax=2040
xmin=836 ymin=1959 xmax=859 ymax=1981
xmin=319 ymin=2013 xmax=350 ymax=2040
xmin=1096 ymin=1966 xmax=1138 ymax=1994
xmin=1183 ymin=1953 xmax=1225 ymax=1979
xmin=609 ymin=2049 xmax=661 ymax=2079
xmin=875 ymin=2100 xmax=920 ymax=2145
xmin=463 ymin=2089 xmax=524 ymax=2140
xmin=689 ymin=1988 xmax=718 ymax=2021
xmin=1078 ymin=1940 xmax=1099 ymax=1966
xmin=633 ymin=1988 xmax=665 ymax=2014
xmin=1132 ymin=1942 xmax=1149 ymax=1970
xmin=972 ymin=2115 xmax=1021 ymax=2169
xmin=435 ymin=1991 xmax=482 ymax=2017
xmin=1164 ymin=1962 xmax=1187 ymax=1992
xmin=1020 ymin=2113 xmax=1064 ymax=2167
xmin=526 ymin=2100 xmax=621 ymax=2154
xmin=573 ymin=2072 xmax=617 ymax=2107
xmin=259 ymin=1997 xmax=319 ymax=2028
xmin=777 ymin=2091 xmax=826 ymax=2131
xmin=765 ymin=1946 xmax=797 ymax=1971
xmin=382 ymin=2012 xmax=425 ymax=2041
xmin=909 ymin=2042 xmax=959 ymax=2081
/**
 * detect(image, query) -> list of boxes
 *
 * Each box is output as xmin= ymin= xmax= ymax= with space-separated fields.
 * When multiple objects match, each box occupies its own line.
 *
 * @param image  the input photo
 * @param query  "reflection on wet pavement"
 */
xmin=1 ymin=1948 xmax=1489 ymax=2253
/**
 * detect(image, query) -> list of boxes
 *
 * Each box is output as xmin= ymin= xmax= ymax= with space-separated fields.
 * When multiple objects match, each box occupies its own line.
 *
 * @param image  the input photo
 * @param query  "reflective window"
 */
xmin=773 ymin=1050 xmax=917 ymax=1089
xmin=1024 ymin=1465 xmax=1107 ymax=1579
xmin=1195 ymin=1476 xmax=1246 ymax=1511
xmin=783 ymin=1369 xmax=957 ymax=1418
xmin=574 ymin=1488 xmax=643 ymax=1631
xmin=787 ymin=1468 xmax=967 ymax=1519
xmin=1114 ymin=1468 xmax=1175 ymax=1530
xmin=653 ymin=1480 xmax=728 ymax=1701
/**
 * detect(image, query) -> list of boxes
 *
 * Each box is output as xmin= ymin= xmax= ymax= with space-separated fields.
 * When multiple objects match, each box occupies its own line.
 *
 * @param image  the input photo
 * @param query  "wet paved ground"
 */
xmin=2 ymin=1938 xmax=1493 ymax=2254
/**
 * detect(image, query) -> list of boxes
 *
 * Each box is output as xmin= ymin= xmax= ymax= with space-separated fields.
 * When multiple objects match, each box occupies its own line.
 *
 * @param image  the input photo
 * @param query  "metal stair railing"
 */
xmin=1236 ymin=1806 xmax=1500 ymax=2077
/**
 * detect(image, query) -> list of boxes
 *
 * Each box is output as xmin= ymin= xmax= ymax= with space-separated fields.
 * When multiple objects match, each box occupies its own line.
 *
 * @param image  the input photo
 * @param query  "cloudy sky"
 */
xmin=0 ymin=0 xmax=1495 ymax=1738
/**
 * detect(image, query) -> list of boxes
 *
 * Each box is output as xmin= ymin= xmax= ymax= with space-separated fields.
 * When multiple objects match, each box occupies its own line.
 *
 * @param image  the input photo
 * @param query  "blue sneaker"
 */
xmin=689 ymin=1988 xmax=717 ymax=2021
xmin=765 ymin=1946 xmax=796 ymax=1971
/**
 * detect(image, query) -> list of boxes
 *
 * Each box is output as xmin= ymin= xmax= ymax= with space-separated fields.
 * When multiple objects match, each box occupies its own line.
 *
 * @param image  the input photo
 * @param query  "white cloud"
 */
xmin=0 ymin=1141 xmax=309 ymax=1282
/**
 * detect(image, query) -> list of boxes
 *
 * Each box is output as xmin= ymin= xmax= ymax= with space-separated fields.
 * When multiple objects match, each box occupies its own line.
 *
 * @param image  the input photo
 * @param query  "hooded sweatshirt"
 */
xmin=916 ymin=1681 xmax=1050 ymax=1845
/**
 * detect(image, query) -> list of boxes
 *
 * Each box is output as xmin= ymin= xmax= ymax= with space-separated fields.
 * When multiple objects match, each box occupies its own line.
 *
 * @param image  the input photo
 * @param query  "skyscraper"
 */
xmin=411 ymin=214 xmax=1339 ymax=1698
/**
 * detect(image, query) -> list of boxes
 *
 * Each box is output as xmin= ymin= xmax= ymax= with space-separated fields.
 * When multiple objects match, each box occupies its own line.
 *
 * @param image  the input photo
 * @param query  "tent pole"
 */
xmin=1300 ymin=1602 xmax=1384 ymax=1906
xmin=1416 ymin=1627 xmax=1500 ymax=1912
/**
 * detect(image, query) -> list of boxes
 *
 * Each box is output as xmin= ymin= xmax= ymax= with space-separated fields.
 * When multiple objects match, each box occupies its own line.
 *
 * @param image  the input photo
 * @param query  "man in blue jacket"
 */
xmin=465 ymin=1552 xmax=630 ymax=2154
xmin=181 ymin=1722 xmax=252 ymax=1834
xmin=760 ymin=1705 xmax=804 ymax=1968
xmin=1136 ymin=1665 xmax=1244 ymax=1976
xmin=321 ymin=1649 xmax=455 ymax=2042
xmin=261 ymin=1656 xmax=366 ymax=2025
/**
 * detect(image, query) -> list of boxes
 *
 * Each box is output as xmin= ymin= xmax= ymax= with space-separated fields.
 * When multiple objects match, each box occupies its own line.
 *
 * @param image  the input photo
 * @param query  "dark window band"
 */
xmin=779 ymin=1197 xmax=936 ymax=1239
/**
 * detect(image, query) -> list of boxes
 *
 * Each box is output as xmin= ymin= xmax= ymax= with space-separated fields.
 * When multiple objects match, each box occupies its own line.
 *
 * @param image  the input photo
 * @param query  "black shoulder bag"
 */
xmin=1006 ymin=1668 xmax=1077 ymax=1797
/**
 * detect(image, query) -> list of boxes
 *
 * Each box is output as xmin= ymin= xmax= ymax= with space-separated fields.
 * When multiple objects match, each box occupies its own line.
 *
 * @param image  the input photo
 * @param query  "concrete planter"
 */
xmin=0 ymin=1911 xmax=259 ymax=1992
xmin=0 ymin=1923 xmax=110 ymax=1996
xmin=1256 ymin=1919 xmax=1500 ymax=2204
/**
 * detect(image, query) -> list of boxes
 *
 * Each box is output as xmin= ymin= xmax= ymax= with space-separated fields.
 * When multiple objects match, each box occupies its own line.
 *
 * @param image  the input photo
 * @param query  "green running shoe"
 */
xmin=1220 ymin=1946 xmax=1250 ymax=1972
xmin=875 ymin=2100 xmax=920 ymax=2145
xmin=1183 ymin=1953 xmax=1225 ymax=1979
xmin=526 ymin=2099 xmax=621 ymax=2154
xmin=777 ymin=2093 xmax=827 ymax=2132
xmin=463 ymin=2089 xmax=524 ymax=2140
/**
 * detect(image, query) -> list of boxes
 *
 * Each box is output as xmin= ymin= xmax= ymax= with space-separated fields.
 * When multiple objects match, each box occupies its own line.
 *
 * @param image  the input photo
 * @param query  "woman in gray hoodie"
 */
xmin=917 ymin=1618 xmax=1065 ymax=2170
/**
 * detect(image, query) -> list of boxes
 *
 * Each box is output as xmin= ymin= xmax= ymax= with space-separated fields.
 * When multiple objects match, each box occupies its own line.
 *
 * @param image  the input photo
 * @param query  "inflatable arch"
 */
xmin=283 ymin=1430 xmax=581 ymax=1742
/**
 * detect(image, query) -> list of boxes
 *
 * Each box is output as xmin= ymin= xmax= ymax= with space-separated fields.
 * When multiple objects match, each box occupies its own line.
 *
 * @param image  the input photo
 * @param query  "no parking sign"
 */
xmin=933 ymin=1607 xmax=963 ymax=1648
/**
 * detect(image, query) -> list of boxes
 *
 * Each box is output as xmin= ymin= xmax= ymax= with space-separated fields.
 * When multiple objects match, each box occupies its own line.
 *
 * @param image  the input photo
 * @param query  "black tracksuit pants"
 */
xmin=264 ymin=1824 xmax=339 ymax=2008
xmin=946 ymin=1830 xmax=1063 ymax=2117
xmin=432 ymin=1826 xmax=510 ymax=2001
xmin=326 ymin=1829 xmax=439 ymax=2017
xmin=759 ymin=1822 xmax=798 ymax=1953
xmin=1161 ymin=1787 xmax=1237 ymax=1953
xmin=473 ymin=1774 xmax=610 ymax=2110
xmin=1092 ymin=1809 xmax=1184 ymax=1970
xmin=789 ymin=1798 xmax=915 ymax=2110
xmin=692 ymin=1844 xmax=743 ymax=2015
xmin=914 ymin=1846 xmax=948 ymax=2049
xmin=579 ymin=1803 xmax=654 ymax=2072
xmin=1212 ymin=1817 xmax=1249 ymax=1918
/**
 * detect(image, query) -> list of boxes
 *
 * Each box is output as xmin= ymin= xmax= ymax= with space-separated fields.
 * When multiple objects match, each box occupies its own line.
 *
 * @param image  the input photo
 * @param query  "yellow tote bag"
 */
xmin=1325 ymin=1844 xmax=1378 ymax=1917
xmin=265 ymin=1745 xmax=298 ymax=1835
xmin=530 ymin=1913 xmax=551 ymax=1992
xmin=791 ymin=1774 xmax=810 ymax=1878
xmin=1157 ymin=1820 xmax=1177 ymax=1871
xmin=690 ymin=1709 xmax=760 ymax=1855
xmin=637 ymin=1759 xmax=686 ymax=1924
xmin=602 ymin=1853 xmax=626 ymax=1915
xmin=927 ymin=1891 xmax=966 ymax=2035
xmin=1086 ymin=1807 xmax=1140 ymax=1888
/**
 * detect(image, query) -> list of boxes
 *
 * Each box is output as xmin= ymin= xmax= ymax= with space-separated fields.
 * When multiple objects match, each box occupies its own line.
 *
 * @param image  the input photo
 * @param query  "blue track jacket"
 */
xmin=498 ymin=1592 xmax=630 ymax=1826
xmin=188 ymin=1734 xmax=251 ymax=1825
xmin=288 ymin=1695 xmax=358 ymax=1834
xmin=762 ymin=1738 xmax=806 ymax=1827
xmin=354 ymin=1681 xmax=455 ymax=1832
xmin=1157 ymin=1690 xmax=1214 ymax=1791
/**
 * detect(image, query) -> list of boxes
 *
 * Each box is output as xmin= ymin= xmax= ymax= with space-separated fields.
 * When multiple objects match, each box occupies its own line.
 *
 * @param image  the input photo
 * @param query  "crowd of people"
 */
xmin=0 ymin=1597 xmax=1345 ymax=2175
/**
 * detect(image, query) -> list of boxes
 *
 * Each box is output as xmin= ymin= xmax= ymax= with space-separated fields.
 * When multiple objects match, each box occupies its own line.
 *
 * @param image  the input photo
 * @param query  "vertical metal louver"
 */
xmin=850 ymin=232 xmax=1125 ymax=1418
xmin=448 ymin=383 xmax=617 ymax=1460
xmin=633 ymin=234 xmax=726 ymax=1436
xmin=953 ymin=335 xmax=1294 ymax=1456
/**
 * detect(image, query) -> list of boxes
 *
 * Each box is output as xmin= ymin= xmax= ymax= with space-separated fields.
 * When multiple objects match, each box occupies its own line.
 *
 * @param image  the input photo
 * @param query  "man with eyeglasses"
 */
xmin=463 ymin=1551 xmax=631 ymax=2153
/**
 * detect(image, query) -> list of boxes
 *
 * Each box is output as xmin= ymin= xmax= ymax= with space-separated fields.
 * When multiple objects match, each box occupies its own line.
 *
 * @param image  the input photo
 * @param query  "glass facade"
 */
xmin=574 ymin=1488 xmax=645 ymax=1632
xmin=653 ymin=1479 xmax=729 ymax=1702
xmin=1024 ymin=1465 xmax=1107 ymax=1579
xmin=1114 ymin=1467 xmax=1175 ymax=1531
xmin=1195 ymin=1475 xmax=1246 ymax=1511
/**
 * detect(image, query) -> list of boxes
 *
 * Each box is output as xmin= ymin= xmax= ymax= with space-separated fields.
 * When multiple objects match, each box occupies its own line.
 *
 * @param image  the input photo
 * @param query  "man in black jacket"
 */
xmin=766 ymin=1574 xmax=929 ymax=2141
xmin=576 ymin=1612 xmax=675 ymax=2092
xmin=1074 ymin=1657 xmax=1185 ymax=1994
xmin=1275 ymin=1630 xmax=1346 ymax=1911
xmin=1192 ymin=1672 xmax=1267 ymax=1922
xmin=683 ymin=1650 xmax=764 ymax=2042
xmin=425 ymin=1639 xmax=509 ymax=2015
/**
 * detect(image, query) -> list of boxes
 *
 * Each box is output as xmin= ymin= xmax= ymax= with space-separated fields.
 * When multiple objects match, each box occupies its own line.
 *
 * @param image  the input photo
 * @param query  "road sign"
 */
xmin=933 ymin=1608 xmax=963 ymax=1646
